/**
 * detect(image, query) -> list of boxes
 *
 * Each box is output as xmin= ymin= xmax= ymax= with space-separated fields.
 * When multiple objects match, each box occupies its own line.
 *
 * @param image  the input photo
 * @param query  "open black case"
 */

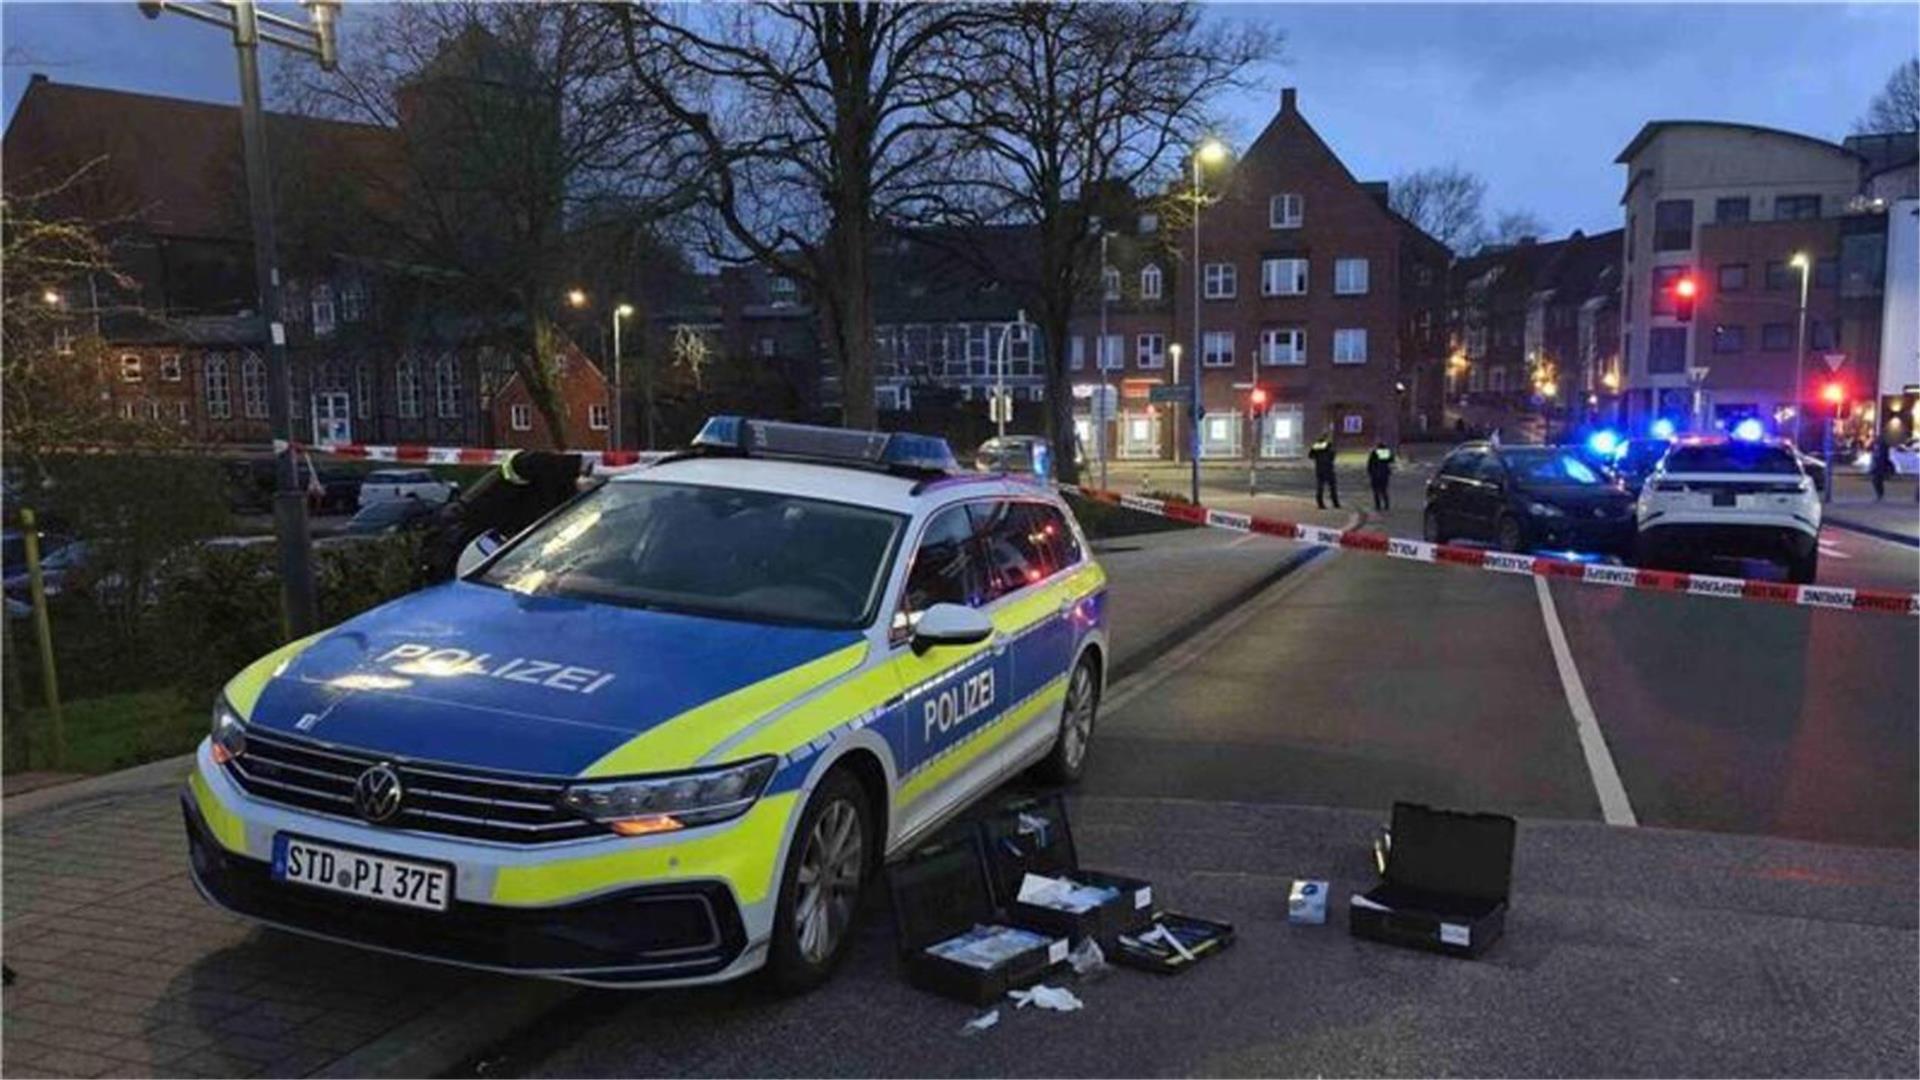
xmin=888 ymin=831 xmax=1068 ymax=1005
xmin=978 ymin=794 xmax=1155 ymax=947
xmin=1348 ymin=802 xmax=1515 ymax=959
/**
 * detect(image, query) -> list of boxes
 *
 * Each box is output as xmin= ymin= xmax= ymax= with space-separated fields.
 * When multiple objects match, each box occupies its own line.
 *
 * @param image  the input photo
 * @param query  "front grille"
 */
xmin=224 ymin=728 xmax=602 ymax=845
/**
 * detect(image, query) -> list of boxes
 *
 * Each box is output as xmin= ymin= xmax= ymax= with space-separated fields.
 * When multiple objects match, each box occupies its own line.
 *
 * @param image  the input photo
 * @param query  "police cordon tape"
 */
xmin=277 ymin=438 xmax=1917 ymax=617
xmin=1072 ymin=487 xmax=1920 ymax=618
xmin=274 ymin=439 xmax=666 ymax=471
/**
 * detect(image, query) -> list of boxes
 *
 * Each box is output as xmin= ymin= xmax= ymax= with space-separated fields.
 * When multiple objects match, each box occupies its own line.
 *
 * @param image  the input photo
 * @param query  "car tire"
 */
xmin=1496 ymin=514 xmax=1526 ymax=553
xmin=1787 ymin=546 xmax=1818 ymax=585
xmin=765 ymin=767 xmax=872 ymax=994
xmin=1036 ymin=654 xmax=1100 ymax=785
xmin=1423 ymin=507 xmax=1447 ymax=543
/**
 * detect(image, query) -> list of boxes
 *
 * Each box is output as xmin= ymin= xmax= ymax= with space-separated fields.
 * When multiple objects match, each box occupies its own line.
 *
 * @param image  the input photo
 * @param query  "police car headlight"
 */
xmin=561 ymin=756 xmax=778 ymax=836
xmin=1527 ymin=501 xmax=1566 ymax=519
xmin=210 ymin=698 xmax=247 ymax=765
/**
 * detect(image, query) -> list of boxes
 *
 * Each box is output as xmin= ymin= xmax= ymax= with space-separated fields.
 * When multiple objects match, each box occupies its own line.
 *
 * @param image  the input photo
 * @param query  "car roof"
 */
xmin=618 ymin=457 xmax=1048 ymax=515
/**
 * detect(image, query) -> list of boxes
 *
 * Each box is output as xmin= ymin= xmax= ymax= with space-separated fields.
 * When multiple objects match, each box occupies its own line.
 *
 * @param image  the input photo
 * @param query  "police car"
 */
xmin=183 ymin=418 xmax=1109 ymax=989
xmin=1635 ymin=434 xmax=1822 ymax=583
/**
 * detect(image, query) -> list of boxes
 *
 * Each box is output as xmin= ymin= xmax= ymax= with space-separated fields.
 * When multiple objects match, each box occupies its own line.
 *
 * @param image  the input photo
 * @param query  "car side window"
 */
xmin=897 ymin=505 xmax=989 ymax=634
xmin=1439 ymin=451 xmax=1472 ymax=480
xmin=973 ymin=500 xmax=1062 ymax=600
xmin=1469 ymin=453 xmax=1504 ymax=484
xmin=1031 ymin=504 xmax=1083 ymax=570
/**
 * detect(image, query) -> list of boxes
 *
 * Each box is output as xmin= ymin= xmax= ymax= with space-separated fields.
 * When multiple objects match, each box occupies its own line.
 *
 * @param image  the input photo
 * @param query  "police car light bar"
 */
xmin=692 ymin=416 xmax=960 ymax=474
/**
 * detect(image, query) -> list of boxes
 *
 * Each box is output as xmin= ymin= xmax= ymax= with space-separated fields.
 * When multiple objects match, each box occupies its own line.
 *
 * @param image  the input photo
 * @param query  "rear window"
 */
xmin=1502 ymin=450 xmax=1603 ymax=486
xmin=1619 ymin=440 xmax=1670 ymax=469
xmin=368 ymin=470 xmax=431 ymax=483
xmin=1664 ymin=443 xmax=1800 ymax=475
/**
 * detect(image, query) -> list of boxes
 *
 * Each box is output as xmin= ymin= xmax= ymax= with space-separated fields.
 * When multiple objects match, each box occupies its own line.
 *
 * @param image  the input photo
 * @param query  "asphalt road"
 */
xmin=492 ymin=507 xmax=1916 ymax=1077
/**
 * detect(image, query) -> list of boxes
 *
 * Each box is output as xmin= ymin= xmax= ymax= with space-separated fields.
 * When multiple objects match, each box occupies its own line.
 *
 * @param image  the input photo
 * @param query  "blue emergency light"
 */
xmin=1586 ymin=429 xmax=1621 ymax=458
xmin=692 ymin=416 xmax=960 ymax=474
xmin=1731 ymin=417 xmax=1766 ymax=442
xmin=1650 ymin=418 xmax=1677 ymax=440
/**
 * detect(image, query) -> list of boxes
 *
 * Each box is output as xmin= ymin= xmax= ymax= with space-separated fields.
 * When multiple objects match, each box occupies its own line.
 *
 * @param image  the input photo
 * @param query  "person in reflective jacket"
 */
xmin=1309 ymin=428 xmax=1340 ymax=510
xmin=1366 ymin=441 xmax=1396 ymax=511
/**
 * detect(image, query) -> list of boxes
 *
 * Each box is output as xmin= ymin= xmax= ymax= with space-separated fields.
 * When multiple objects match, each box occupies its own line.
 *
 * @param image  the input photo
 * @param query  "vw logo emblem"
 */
xmin=352 ymin=764 xmax=405 ymax=824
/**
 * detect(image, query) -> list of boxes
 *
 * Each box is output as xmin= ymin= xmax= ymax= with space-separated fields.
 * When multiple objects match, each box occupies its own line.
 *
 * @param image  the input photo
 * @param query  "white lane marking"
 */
xmin=1103 ymin=548 xmax=1336 ymax=720
xmin=1533 ymin=576 xmax=1638 ymax=827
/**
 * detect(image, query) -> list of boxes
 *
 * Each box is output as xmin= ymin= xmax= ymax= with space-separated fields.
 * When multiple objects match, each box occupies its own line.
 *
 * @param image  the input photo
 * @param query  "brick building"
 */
xmin=1067 ymin=88 xmax=1450 ymax=460
xmin=5 ymin=75 xmax=611 ymax=452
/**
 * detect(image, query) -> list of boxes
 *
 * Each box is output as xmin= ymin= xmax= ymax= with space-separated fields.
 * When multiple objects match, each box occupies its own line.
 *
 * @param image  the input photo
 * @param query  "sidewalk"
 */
xmin=0 ymin=515 xmax=1312 ymax=1079
xmin=1824 ymin=473 xmax=1920 ymax=546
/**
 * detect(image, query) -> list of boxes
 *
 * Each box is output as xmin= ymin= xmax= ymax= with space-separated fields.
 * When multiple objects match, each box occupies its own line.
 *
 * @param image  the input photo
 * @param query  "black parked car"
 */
xmin=1423 ymin=442 xmax=1638 ymax=556
xmin=1610 ymin=437 xmax=1673 ymax=495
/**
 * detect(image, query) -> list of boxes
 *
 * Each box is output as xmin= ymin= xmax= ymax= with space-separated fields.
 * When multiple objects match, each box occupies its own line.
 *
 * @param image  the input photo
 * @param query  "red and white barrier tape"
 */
xmin=1079 ymin=488 xmax=1919 ymax=618
xmin=275 ymin=440 xmax=665 ymax=471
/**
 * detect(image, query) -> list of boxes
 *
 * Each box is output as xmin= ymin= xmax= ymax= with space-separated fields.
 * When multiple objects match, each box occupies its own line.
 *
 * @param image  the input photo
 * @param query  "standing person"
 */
xmin=1870 ymin=436 xmax=1895 ymax=502
xmin=1367 ymin=440 xmax=1396 ymax=511
xmin=1309 ymin=426 xmax=1340 ymax=510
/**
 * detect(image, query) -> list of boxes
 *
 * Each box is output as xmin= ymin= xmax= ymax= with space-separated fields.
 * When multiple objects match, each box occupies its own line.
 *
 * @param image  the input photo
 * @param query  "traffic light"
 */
xmin=1821 ymin=381 xmax=1845 ymax=407
xmin=1673 ymin=275 xmax=1698 ymax=322
xmin=1249 ymin=385 xmax=1270 ymax=416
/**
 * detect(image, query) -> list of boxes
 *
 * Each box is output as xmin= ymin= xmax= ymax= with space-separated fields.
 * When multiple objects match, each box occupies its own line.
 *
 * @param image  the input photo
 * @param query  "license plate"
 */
xmin=271 ymin=834 xmax=452 ymax=912
xmin=1712 ymin=491 xmax=1736 ymax=507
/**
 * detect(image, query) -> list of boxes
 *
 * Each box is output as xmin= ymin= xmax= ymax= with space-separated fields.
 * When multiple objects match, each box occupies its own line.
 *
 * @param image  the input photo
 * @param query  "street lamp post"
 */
xmin=613 ymin=303 xmax=635 ymax=450
xmin=1098 ymin=231 xmax=1111 ymax=493
xmin=140 ymin=0 xmax=340 ymax=641
xmin=1790 ymin=251 xmax=1811 ymax=448
xmin=1189 ymin=138 xmax=1228 ymax=506
xmin=1168 ymin=342 xmax=1183 ymax=465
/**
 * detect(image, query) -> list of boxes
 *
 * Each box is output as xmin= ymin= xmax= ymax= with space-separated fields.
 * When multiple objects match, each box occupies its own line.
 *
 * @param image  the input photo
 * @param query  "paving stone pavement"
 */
xmin=1 ymin=774 xmax=531 ymax=1078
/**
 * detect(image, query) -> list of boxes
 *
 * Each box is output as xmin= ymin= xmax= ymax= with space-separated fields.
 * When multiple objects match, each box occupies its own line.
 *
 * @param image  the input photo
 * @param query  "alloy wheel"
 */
xmin=1061 ymin=663 xmax=1096 ymax=771
xmin=793 ymin=798 xmax=863 ymax=965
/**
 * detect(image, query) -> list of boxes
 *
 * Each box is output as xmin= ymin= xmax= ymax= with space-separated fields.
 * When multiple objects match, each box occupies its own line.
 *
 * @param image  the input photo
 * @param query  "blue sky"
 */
xmin=5 ymin=2 xmax=1914 ymax=237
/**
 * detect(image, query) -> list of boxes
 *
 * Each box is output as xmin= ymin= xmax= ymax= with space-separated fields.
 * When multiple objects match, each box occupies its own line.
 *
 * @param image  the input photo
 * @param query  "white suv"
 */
xmin=1635 ymin=437 xmax=1822 ymax=582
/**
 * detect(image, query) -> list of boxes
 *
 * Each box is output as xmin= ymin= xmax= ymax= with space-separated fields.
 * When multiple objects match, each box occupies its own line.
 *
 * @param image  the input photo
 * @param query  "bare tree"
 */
xmin=931 ymin=5 xmax=1274 ymax=483
xmin=1487 ymin=209 xmax=1548 ymax=247
xmin=1855 ymin=57 xmax=1920 ymax=135
xmin=615 ymin=3 xmax=990 ymax=430
xmin=277 ymin=4 xmax=693 ymax=446
xmin=1390 ymin=165 xmax=1485 ymax=254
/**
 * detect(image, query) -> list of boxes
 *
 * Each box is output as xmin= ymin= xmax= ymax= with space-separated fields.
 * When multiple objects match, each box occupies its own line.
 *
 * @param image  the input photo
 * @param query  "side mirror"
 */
xmin=911 ymin=603 xmax=993 ymax=654
xmin=455 ymin=530 xmax=505 ymax=578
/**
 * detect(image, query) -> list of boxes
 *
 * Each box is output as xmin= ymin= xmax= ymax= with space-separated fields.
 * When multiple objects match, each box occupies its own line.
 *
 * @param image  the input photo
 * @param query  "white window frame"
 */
xmin=1098 ymin=334 xmax=1124 ymax=372
xmin=1140 ymin=264 xmax=1163 ymax=300
xmin=1203 ymin=262 xmax=1237 ymax=300
xmin=769 ymin=275 xmax=798 ymax=306
xmin=1137 ymin=333 xmax=1166 ymax=369
xmin=340 ymin=279 xmax=368 ymax=322
xmin=1262 ymin=258 xmax=1309 ymax=297
xmin=964 ymin=324 xmax=990 ymax=364
xmin=204 ymin=354 xmax=232 ymax=420
xmin=1333 ymin=328 xmax=1369 ymax=365
xmin=1261 ymin=327 xmax=1306 ymax=366
xmin=1069 ymin=336 xmax=1086 ymax=371
xmin=396 ymin=360 xmax=422 ymax=419
xmin=159 ymin=354 xmax=182 ymax=382
xmin=1200 ymin=410 xmax=1243 ymax=458
xmin=120 ymin=353 xmax=143 ymax=382
xmin=1102 ymin=267 xmax=1121 ymax=302
xmin=588 ymin=403 xmax=609 ymax=430
xmin=510 ymin=403 xmax=533 ymax=431
xmin=434 ymin=354 xmax=462 ymax=419
xmin=311 ymin=284 xmax=336 ymax=336
xmin=1269 ymin=193 xmax=1303 ymax=229
xmin=119 ymin=401 xmax=136 ymax=420
xmin=1202 ymin=330 xmax=1235 ymax=368
xmin=241 ymin=354 xmax=268 ymax=418
xmin=1335 ymin=258 xmax=1370 ymax=296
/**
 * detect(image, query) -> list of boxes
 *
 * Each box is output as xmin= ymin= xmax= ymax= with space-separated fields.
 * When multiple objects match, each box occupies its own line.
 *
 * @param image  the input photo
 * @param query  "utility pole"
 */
xmin=1098 ymin=231 xmax=1111 ymax=493
xmin=1790 ymin=252 xmax=1811 ymax=448
xmin=141 ymin=0 xmax=341 ymax=641
xmin=612 ymin=304 xmax=635 ymax=451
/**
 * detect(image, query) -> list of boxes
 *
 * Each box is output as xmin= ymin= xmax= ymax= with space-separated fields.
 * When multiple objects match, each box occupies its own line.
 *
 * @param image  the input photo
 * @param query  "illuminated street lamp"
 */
xmin=613 ymin=302 xmax=638 ymax=450
xmin=40 ymin=289 xmax=62 ymax=307
xmin=567 ymin=288 xmax=588 ymax=309
xmin=1789 ymin=252 xmax=1811 ymax=447
xmin=1187 ymin=137 xmax=1230 ymax=504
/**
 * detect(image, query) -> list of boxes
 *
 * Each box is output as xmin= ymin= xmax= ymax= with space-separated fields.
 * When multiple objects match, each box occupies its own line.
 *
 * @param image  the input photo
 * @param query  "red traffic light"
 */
xmin=1250 ymin=387 xmax=1270 ymax=407
xmin=1672 ymin=274 xmax=1698 ymax=322
xmin=1821 ymin=381 xmax=1845 ymax=405
xmin=1674 ymin=276 xmax=1697 ymax=299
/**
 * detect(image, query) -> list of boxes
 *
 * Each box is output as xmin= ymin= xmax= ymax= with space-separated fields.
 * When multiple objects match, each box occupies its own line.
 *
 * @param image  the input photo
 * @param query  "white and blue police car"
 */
xmin=184 ymin=417 xmax=1109 ymax=989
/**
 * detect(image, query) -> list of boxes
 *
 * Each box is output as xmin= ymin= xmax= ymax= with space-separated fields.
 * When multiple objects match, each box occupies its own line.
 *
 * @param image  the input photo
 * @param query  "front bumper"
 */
xmin=183 ymin=744 xmax=791 ymax=987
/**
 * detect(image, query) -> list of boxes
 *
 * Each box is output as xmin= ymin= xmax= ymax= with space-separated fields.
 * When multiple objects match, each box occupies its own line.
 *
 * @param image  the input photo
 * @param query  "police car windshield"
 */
xmin=477 ymin=481 xmax=905 ymax=629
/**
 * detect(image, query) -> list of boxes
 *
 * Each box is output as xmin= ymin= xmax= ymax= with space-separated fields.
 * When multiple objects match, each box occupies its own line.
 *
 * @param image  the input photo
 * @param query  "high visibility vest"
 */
xmin=1372 ymin=448 xmax=1392 ymax=461
xmin=1311 ymin=439 xmax=1331 ymax=452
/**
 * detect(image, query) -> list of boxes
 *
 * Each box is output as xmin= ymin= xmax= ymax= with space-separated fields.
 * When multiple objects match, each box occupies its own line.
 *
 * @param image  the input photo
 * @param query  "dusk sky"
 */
xmin=4 ymin=2 xmax=1914 ymax=238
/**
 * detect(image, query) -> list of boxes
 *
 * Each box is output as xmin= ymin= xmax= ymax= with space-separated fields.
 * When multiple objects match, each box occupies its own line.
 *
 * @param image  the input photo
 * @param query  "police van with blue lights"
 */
xmin=184 ymin=418 xmax=1109 ymax=989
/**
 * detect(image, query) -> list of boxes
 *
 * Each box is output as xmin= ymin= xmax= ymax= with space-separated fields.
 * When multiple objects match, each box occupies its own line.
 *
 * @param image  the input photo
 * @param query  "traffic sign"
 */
xmin=1147 ymin=385 xmax=1186 ymax=404
xmin=1821 ymin=351 xmax=1847 ymax=373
